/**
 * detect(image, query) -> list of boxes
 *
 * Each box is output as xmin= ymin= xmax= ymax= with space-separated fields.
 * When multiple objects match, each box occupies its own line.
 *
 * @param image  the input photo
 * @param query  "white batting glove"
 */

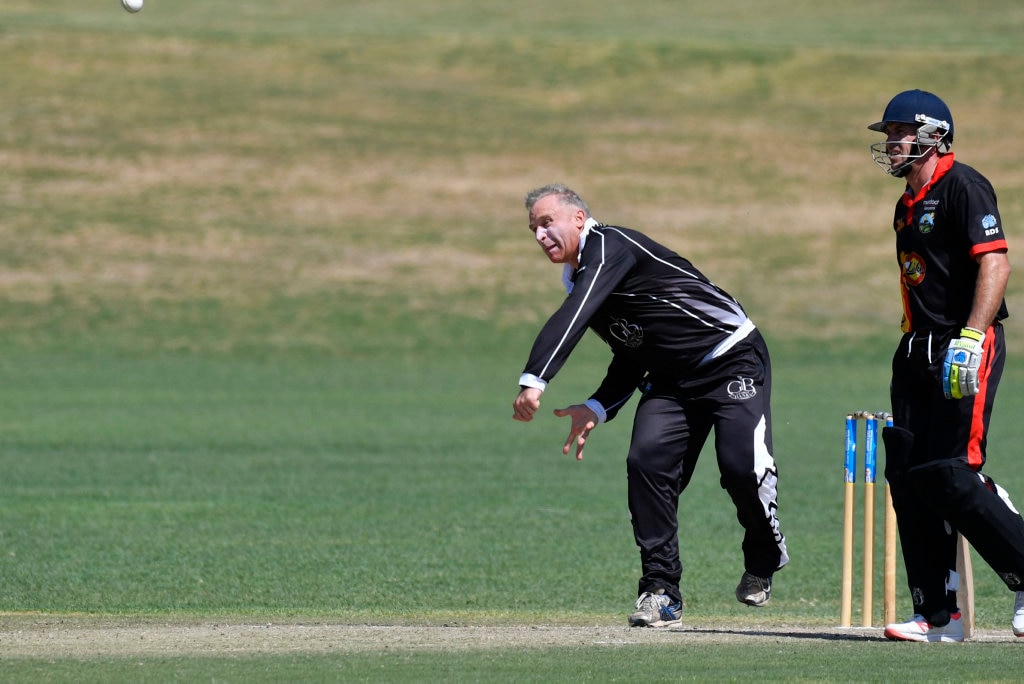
xmin=942 ymin=327 xmax=985 ymax=400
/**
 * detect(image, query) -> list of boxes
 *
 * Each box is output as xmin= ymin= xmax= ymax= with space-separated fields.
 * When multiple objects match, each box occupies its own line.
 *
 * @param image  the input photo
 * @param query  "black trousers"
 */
xmin=889 ymin=323 xmax=1024 ymax=623
xmin=626 ymin=331 xmax=788 ymax=603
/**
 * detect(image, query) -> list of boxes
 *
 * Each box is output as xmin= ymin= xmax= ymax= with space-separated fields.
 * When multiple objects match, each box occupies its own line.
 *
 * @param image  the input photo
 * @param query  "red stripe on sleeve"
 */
xmin=969 ymin=240 xmax=1008 ymax=259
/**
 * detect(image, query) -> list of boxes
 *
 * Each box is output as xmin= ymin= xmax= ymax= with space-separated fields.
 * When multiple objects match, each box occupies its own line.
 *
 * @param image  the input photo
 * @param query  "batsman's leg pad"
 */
xmin=907 ymin=459 xmax=1024 ymax=590
xmin=882 ymin=426 xmax=914 ymax=480
xmin=978 ymin=472 xmax=1022 ymax=516
xmin=906 ymin=459 xmax=986 ymax=519
xmin=907 ymin=459 xmax=998 ymax=519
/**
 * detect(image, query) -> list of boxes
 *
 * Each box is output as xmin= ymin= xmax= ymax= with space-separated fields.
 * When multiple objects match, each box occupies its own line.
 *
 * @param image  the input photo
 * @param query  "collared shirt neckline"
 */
xmin=562 ymin=218 xmax=599 ymax=293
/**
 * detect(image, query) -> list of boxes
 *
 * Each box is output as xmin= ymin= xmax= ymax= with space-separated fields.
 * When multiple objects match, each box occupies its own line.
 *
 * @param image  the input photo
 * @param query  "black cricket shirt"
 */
xmin=893 ymin=153 xmax=1009 ymax=332
xmin=518 ymin=220 xmax=754 ymax=421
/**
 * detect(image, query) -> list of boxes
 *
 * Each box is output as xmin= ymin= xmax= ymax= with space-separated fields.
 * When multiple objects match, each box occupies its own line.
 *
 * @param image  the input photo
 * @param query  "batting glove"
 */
xmin=942 ymin=327 xmax=985 ymax=400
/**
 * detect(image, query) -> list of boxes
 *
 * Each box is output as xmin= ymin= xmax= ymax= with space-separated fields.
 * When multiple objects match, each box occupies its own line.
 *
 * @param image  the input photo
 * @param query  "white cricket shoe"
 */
xmin=884 ymin=612 xmax=964 ymax=642
xmin=628 ymin=589 xmax=682 ymax=628
xmin=1013 ymin=591 xmax=1024 ymax=637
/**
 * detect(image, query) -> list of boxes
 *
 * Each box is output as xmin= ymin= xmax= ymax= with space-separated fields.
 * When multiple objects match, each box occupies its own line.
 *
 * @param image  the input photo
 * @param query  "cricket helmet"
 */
xmin=868 ymin=90 xmax=954 ymax=177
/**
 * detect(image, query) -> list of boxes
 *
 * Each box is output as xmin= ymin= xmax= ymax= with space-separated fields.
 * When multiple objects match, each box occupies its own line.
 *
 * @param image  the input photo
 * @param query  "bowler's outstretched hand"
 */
xmin=553 ymin=404 xmax=598 ymax=461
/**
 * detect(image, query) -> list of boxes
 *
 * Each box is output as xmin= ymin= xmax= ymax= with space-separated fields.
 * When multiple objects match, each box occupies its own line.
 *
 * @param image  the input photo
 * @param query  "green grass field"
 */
xmin=4 ymin=0 xmax=1024 ymax=680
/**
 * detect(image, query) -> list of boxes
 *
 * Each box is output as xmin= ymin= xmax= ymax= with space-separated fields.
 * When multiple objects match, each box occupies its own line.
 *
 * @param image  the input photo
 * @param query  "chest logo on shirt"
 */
xmin=918 ymin=212 xmax=935 ymax=234
xmin=900 ymin=250 xmax=926 ymax=287
xmin=608 ymin=317 xmax=644 ymax=348
xmin=727 ymin=377 xmax=757 ymax=400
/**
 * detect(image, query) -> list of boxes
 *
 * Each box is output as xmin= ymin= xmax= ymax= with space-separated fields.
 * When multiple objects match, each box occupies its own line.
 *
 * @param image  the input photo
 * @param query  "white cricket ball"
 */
xmin=122 ymin=0 xmax=143 ymax=13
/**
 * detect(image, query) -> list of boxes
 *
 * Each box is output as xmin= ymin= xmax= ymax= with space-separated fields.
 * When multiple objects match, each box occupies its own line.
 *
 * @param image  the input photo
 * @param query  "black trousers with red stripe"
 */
xmin=625 ymin=331 xmax=789 ymax=604
xmin=889 ymin=323 xmax=1024 ymax=624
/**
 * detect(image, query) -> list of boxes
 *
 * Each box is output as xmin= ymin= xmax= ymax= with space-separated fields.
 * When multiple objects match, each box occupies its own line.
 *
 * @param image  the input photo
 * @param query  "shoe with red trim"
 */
xmin=884 ymin=612 xmax=964 ymax=642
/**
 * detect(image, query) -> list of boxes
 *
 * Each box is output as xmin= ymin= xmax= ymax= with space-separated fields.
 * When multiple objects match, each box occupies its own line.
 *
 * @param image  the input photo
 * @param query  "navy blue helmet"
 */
xmin=869 ymin=90 xmax=954 ymax=176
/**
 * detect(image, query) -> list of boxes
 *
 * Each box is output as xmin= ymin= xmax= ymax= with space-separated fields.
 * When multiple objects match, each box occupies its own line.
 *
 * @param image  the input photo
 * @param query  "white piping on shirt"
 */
xmin=698 ymin=317 xmax=756 ymax=366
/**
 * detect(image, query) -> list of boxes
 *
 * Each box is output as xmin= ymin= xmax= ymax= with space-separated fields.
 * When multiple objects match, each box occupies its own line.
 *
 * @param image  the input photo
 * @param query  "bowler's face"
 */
xmin=528 ymin=195 xmax=585 ymax=267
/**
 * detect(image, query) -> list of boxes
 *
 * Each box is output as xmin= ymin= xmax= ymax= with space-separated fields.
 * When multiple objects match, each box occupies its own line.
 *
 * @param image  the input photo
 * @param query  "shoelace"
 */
xmin=634 ymin=592 xmax=660 ymax=611
xmin=630 ymin=593 xmax=655 ymax=610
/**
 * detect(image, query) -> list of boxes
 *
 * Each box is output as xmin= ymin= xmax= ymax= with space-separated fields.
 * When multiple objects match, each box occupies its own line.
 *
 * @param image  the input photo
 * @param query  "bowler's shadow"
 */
xmin=675 ymin=628 xmax=886 ymax=642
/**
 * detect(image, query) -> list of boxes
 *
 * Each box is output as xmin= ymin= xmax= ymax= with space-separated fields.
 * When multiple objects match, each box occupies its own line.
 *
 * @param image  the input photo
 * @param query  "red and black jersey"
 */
xmin=893 ymin=154 xmax=1009 ymax=332
xmin=518 ymin=223 xmax=754 ymax=420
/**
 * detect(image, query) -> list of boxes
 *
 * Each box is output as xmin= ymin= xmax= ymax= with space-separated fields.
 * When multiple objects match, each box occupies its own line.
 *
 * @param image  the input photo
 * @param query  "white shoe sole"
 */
xmin=884 ymin=631 xmax=963 ymax=643
xmin=884 ymin=625 xmax=963 ymax=642
xmin=737 ymin=594 xmax=770 ymax=607
xmin=629 ymin=618 xmax=682 ymax=628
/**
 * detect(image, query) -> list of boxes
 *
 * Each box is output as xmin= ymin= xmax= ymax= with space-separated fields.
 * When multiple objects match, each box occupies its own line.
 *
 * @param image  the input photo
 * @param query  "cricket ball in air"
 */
xmin=122 ymin=0 xmax=144 ymax=13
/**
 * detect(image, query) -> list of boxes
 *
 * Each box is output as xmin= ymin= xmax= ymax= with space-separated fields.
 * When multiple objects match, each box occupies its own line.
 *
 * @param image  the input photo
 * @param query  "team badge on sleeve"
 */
xmin=982 ymin=214 xmax=1001 ymax=236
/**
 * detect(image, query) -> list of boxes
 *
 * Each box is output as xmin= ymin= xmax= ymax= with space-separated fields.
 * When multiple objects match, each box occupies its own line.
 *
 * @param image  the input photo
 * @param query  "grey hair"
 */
xmin=524 ymin=184 xmax=591 ymax=217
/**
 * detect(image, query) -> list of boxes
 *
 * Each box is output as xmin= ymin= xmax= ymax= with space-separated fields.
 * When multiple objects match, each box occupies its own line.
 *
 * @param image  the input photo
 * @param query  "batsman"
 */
xmin=867 ymin=89 xmax=1024 ymax=641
